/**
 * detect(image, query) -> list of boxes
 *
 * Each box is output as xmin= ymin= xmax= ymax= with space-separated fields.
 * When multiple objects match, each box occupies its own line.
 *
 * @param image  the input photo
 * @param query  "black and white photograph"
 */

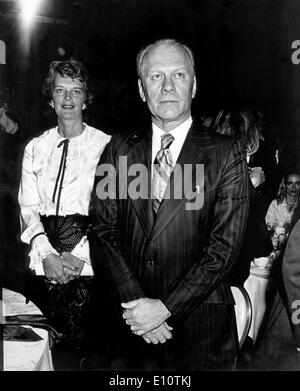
xmin=1 ymin=0 xmax=300 ymax=377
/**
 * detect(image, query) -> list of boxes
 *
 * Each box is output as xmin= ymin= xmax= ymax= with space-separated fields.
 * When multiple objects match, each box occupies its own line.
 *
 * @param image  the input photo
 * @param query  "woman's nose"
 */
xmin=64 ymin=91 xmax=72 ymax=100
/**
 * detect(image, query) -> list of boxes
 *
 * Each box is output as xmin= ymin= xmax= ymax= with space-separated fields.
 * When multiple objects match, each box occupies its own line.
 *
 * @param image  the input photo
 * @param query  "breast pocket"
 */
xmin=184 ymin=162 xmax=219 ymax=211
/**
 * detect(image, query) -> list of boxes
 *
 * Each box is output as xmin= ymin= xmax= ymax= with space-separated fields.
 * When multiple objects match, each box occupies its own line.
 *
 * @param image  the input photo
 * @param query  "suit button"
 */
xmin=148 ymin=260 xmax=155 ymax=268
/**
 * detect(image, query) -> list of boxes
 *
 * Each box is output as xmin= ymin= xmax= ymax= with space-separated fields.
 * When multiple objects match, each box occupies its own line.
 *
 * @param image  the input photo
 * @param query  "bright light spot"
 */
xmin=18 ymin=0 xmax=43 ymax=27
xmin=57 ymin=46 xmax=66 ymax=57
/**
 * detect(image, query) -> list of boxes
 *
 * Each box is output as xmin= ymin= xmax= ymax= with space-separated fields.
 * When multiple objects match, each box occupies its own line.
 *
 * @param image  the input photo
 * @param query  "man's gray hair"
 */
xmin=136 ymin=38 xmax=195 ymax=78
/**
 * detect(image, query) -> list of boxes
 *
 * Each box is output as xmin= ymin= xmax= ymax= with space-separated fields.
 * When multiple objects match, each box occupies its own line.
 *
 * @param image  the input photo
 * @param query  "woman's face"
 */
xmin=52 ymin=74 xmax=86 ymax=122
xmin=286 ymin=174 xmax=300 ymax=198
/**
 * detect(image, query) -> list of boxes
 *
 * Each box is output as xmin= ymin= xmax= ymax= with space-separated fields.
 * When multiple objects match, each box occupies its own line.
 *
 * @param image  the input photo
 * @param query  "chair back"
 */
xmin=231 ymin=285 xmax=252 ymax=347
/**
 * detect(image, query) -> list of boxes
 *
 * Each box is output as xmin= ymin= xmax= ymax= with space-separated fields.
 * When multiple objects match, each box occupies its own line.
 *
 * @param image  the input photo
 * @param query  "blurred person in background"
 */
xmin=266 ymin=172 xmax=300 ymax=260
xmin=213 ymin=107 xmax=272 ymax=286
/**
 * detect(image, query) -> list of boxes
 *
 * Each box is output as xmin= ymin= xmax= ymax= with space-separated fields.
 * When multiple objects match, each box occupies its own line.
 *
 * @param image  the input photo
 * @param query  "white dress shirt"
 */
xmin=265 ymin=198 xmax=295 ymax=230
xmin=18 ymin=124 xmax=111 ymax=275
xmin=151 ymin=116 xmax=193 ymax=177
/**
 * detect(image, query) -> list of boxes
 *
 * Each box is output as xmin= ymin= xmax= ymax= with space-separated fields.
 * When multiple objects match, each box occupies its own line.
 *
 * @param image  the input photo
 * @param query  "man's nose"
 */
xmin=162 ymin=76 xmax=175 ymax=93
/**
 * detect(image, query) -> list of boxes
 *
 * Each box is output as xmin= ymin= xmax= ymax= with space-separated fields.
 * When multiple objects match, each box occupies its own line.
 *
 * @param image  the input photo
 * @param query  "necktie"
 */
xmin=152 ymin=133 xmax=174 ymax=213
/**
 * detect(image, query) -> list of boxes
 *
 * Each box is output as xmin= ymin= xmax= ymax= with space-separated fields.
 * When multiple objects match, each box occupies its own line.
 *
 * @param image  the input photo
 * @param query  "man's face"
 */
xmin=138 ymin=43 xmax=196 ymax=131
xmin=286 ymin=174 xmax=300 ymax=198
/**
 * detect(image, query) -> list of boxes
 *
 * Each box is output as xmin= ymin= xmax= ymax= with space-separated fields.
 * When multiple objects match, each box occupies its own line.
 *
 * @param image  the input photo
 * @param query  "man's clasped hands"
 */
xmin=122 ymin=298 xmax=173 ymax=345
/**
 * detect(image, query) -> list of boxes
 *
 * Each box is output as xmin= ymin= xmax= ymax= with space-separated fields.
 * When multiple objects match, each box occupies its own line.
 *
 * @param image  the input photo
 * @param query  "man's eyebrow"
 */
xmin=147 ymin=67 xmax=189 ymax=73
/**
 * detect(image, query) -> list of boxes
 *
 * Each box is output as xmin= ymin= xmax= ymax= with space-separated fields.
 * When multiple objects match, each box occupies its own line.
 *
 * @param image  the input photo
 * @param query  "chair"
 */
xmin=231 ymin=285 xmax=252 ymax=348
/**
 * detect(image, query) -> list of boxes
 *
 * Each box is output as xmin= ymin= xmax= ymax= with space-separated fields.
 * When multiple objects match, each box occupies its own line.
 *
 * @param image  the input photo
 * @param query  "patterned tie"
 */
xmin=152 ymin=133 xmax=175 ymax=213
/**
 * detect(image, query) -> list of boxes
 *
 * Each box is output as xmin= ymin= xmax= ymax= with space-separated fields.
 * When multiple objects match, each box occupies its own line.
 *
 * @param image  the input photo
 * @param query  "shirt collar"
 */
xmin=152 ymin=116 xmax=193 ymax=141
xmin=55 ymin=123 xmax=88 ymax=142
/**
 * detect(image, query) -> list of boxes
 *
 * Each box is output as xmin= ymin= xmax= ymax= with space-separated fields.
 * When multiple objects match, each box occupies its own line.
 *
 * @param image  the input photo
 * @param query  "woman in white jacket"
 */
xmin=18 ymin=58 xmax=111 ymax=348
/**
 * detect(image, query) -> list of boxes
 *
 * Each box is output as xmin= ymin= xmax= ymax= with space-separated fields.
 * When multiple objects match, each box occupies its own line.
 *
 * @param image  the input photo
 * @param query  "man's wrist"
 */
xmin=159 ymin=300 xmax=172 ymax=320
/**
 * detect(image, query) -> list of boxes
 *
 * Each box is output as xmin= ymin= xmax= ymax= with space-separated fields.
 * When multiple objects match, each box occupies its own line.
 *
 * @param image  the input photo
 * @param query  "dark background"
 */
xmin=1 ymin=0 xmax=300 ymax=136
xmin=0 ymin=0 xmax=300 ymax=272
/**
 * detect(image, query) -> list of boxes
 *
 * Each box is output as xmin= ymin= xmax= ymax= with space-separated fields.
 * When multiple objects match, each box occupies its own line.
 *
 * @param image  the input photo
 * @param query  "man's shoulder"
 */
xmin=191 ymin=120 xmax=236 ymax=150
xmin=208 ymin=128 xmax=244 ymax=156
xmin=108 ymin=129 xmax=148 ymax=152
xmin=207 ymin=128 xmax=235 ymax=148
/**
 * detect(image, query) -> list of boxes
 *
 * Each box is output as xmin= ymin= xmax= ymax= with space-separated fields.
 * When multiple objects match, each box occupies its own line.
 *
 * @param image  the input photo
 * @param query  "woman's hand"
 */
xmin=249 ymin=167 xmax=265 ymax=188
xmin=61 ymin=252 xmax=85 ymax=280
xmin=43 ymin=253 xmax=77 ymax=284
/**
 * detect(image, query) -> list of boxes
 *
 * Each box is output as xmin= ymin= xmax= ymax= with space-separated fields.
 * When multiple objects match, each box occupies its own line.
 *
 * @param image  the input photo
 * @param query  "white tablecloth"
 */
xmin=244 ymin=260 xmax=274 ymax=344
xmin=1 ymin=288 xmax=54 ymax=371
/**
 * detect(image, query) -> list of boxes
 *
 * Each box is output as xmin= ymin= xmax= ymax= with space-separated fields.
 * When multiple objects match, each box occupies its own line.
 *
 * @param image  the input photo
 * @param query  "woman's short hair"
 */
xmin=136 ymin=38 xmax=195 ymax=78
xmin=42 ymin=58 xmax=93 ymax=104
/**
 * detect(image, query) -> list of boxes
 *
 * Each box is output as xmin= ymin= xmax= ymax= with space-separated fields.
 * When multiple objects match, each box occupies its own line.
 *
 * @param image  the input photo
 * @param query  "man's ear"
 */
xmin=192 ymin=76 xmax=197 ymax=99
xmin=138 ymin=79 xmax=146 ymax=102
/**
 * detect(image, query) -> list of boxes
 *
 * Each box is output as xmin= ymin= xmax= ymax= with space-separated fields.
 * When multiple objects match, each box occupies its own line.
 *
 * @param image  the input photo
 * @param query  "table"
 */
xmin=1 ymin=288 xmax=54 ymax=371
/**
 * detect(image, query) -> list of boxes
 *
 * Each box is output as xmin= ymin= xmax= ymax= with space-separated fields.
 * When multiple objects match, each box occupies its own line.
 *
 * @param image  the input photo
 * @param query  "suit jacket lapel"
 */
xmin=150 ymin=122 xmax=214 ymax=243
xmin=123 ymin=129 xmax=155 ymax=238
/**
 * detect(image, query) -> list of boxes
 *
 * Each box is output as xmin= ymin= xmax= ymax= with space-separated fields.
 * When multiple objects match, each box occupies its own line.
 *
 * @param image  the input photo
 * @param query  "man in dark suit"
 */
xmin=282 ymin=202 xmax=300 ymax=351
xmin=90 ymin=38 xmax=249 ymax=370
